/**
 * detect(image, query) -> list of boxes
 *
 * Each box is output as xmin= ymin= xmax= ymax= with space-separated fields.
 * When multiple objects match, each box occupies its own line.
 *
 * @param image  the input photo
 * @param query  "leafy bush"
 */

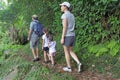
xmin=0 ymin=0 xmax=120 ymax=78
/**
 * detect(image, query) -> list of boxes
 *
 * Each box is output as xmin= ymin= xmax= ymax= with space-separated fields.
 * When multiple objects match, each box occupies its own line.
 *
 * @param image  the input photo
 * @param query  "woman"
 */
xmin=60 ymin=2 xmax=82 ymax=72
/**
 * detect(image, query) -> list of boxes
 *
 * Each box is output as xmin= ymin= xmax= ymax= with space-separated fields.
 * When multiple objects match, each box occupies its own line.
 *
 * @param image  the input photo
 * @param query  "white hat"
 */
xmin=60 ymin=2 xmax=70 ymax=8
xmin=32 ymin=14 xmax=38 ymax=18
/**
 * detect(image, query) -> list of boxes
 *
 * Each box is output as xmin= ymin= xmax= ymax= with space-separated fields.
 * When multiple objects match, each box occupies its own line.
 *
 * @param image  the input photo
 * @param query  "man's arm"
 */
xmin=27 ymin=29 xmax=32 ymax=41
xmin=27 ymin=22 xmax=33 ymax=41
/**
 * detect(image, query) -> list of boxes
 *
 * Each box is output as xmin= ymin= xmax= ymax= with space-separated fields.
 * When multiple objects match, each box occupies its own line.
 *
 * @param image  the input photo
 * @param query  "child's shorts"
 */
xmin=43 ymin=47 xmax=49 ymax=52
xmin=50 ymin=52 xmax=56 ymax=57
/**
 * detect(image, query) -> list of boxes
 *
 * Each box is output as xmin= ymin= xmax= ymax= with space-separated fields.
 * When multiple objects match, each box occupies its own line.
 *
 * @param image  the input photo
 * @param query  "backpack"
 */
xmin=33 ymin=21 xmax=44 ymax=37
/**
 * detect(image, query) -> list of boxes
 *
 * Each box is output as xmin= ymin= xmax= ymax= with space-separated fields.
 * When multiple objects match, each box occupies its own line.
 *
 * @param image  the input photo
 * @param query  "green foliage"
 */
xmin=0 ymin=47 xmax=75 ymax=80
xmin=88 ymin=40 xmax=120 ymax=57
xmin=0 ymin=43 xmax=22 ymax=59
xmin=1 ymin=0 xmax=119 ymax=50
xmin=0 ymin=0 xmax=120 ymax=79
xmin=14 ymin=63 xmax=33 ymax=80
xmin=107 ymin=40 xmax=120 ymax=56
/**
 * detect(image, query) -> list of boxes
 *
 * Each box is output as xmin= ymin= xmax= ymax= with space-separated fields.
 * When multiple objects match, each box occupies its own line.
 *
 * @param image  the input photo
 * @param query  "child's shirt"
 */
xmin=49 ymin=41 xmax=56 ymax=53
xmin=42 ymin=34 xmax=49 ymax=47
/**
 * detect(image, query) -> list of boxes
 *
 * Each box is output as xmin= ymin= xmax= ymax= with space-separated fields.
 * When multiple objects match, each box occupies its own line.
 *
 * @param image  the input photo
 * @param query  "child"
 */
xmin=48 ymin=35 xmax=56 ymax=66
xmin=42 ymin=28 xmax=50 ymax=63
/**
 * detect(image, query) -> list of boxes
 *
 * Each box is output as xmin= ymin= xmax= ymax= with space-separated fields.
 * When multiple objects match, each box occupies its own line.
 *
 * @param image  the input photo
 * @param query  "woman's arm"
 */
xmin=61 ymin=18 xmax=67 ymax=44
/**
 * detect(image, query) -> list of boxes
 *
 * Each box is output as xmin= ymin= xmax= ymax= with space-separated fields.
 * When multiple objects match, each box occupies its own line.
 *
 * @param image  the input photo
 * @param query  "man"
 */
xmin=27 ymin=14 xmax=40 ymax=62
xmin=60 ymin=2 xmax=82 ymax=72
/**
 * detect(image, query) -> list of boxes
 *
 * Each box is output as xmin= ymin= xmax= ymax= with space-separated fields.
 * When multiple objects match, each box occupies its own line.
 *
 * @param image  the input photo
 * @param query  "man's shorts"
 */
xmin=30 ymin=37 xmax=40 ymax=49
xmin=43 ymin=47 xmax=49 ymax=52
xmin=63 ymin=36 xmax=75 ymax=47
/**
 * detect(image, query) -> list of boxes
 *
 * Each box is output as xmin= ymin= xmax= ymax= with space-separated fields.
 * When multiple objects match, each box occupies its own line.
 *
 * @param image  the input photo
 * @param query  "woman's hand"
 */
xmin=61 ymin=38 xmax=64 ymax=45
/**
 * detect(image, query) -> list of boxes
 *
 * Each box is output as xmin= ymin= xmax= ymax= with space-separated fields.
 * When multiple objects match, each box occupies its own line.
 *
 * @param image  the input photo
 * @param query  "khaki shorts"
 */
xmin=63 ymin=36 xmax=75 ymax=47
xmin=30 ymin=37 xmax=40 ymax=49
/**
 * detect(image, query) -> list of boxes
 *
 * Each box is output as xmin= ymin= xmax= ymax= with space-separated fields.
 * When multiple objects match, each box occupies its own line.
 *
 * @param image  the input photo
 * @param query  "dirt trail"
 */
xmin=3 ymin=67 xmax=18 ymax=80
xmin=18 ymin=52 xmax=119 ymax=80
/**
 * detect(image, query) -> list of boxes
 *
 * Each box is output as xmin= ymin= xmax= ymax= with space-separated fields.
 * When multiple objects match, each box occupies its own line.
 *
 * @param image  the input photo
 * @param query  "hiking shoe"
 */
xmin=33 ymin=58 xmax=37 ymax=62
xmin=33 ymin=57 xmax=40 ymax=62
xmin=78 ymin=63 xmax=82 ymax=73
xmin=43 ymin=61 xmax=48 ymax=64
xmin=47 ymin=60 xmax=51 ymax=63
xmin=51 ymin=64 xmax=54 ymax=67
xmin=63 ymin=67 xmax=72 ymax=72
xmin=36 ymin=57 xmax=40 ymax=61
